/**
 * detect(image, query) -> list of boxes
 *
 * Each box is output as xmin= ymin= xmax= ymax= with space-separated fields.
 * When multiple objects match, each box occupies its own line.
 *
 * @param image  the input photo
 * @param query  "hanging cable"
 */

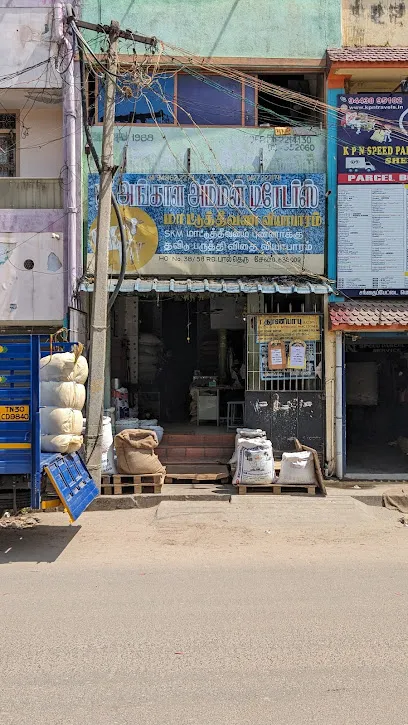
xmin=78 ymin=36 xmax=127 ymax=312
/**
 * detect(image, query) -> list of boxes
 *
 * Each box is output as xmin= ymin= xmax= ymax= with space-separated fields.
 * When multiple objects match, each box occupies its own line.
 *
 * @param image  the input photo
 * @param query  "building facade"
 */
xmin=327 ymin=5 xmax=408 ymax=478
xmin=77 ymin=0 xmax=342 ymax=459
xmin=0 ymin=0 xmax=83 ymax=331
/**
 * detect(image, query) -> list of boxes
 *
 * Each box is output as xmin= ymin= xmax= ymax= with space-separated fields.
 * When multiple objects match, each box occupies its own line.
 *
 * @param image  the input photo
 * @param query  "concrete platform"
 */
xmin=85 ymin=480 xmax=408 ymax=511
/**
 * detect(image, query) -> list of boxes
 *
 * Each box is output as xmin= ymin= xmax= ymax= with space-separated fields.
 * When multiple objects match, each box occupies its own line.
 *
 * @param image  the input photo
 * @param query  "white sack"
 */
xmin=40 ymin=353 xmax=88 ymax=384
xmin=41 ymin=434 xmax=83 ymax=454
xmin=233 ymin=439 xmax=275 ymax=486
xmin=278 ymin=451 xmax=316 ymax=485
xmin=40 ymin=381 xmax=86 ymax=410
xmin=229 ymin=430 xmax=267 ymax=467
xmin=40 ymin=407 xmax=83 ymax=436
xmin=102 ymin=448 xmax=116 ymax=474
xmin=101 ymin=416 xmax=113 ymax=454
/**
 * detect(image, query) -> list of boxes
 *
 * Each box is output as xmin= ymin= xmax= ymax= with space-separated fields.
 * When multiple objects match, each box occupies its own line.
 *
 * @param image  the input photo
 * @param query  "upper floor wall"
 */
xmin=342 ymin=0 xmax=408 ymax=46
xmin=0 ymin=0 xmax=61 ymax=89
xmin=81 ymin=0 xmax=341 ymax=59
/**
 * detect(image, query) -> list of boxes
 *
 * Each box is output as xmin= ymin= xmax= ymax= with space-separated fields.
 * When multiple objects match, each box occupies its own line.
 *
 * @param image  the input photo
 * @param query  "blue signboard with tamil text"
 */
xmin=88 ymin=173 xmax=325 ymax=277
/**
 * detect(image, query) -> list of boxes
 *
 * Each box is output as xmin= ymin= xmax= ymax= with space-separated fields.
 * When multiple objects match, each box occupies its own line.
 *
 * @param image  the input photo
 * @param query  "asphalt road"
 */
xmin=0 ymin=498 xmax=407 ymax=725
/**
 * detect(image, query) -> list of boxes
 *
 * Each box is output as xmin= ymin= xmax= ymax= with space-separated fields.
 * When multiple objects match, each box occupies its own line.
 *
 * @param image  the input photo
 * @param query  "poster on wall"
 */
xmin=337 ymin=93 xmax=408 ymax=297
xmin=260 ymin=341 xmax=316 ymax=380
xmin=87 ymin=173 xmax=325 ymax=277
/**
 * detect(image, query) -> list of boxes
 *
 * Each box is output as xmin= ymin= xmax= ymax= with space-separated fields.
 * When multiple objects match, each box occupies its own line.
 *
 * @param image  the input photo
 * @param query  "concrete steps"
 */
xmin=158 ymin=432 xmax=235 ymax=465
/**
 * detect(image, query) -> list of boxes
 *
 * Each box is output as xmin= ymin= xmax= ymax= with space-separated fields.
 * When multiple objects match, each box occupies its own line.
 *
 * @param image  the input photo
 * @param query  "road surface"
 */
xmin=0 ymin=497 xmax=407 ymax=724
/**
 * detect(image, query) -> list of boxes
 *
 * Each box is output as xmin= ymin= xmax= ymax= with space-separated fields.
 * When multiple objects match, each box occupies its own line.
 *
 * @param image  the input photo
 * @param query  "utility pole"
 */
xmin=66 ymin=7 xmax=156 ymax=487
xmin=84 ymin=21 xmax=119 ymax=488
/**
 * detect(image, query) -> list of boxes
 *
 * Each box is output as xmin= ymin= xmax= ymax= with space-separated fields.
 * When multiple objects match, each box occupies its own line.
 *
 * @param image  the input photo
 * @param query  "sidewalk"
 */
xmin=88 ymin=480 xmax=407 ymax=510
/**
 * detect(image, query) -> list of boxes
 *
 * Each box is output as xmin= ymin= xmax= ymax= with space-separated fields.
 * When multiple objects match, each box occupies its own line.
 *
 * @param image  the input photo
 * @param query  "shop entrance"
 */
xmin=111 ymin=294 xmax=246 ymax=429
xmin=345 ymin=337 xmax=408 ymax=476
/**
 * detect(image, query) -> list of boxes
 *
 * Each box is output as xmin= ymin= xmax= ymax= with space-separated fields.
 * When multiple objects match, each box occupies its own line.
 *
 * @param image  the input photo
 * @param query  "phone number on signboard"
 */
xmin=158 ymin=255 xmax=303 ymax=264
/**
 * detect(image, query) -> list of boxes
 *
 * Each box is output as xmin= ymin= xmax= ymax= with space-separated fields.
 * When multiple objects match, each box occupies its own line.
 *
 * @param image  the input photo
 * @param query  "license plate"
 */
xmin=0 ymin=405 xmax=30 ymax=421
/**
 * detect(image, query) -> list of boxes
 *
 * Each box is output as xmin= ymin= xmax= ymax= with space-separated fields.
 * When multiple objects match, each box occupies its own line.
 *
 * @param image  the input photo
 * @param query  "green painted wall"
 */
xmin=82 ymin=0 xmax=341 ymax=59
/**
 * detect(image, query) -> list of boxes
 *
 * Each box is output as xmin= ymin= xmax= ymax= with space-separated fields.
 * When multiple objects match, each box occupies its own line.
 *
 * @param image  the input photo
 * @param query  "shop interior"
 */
xmin=345 ymin=337 xmax=408 ymax=475
xmin=110 ymin=294 xmax=246 ymax=430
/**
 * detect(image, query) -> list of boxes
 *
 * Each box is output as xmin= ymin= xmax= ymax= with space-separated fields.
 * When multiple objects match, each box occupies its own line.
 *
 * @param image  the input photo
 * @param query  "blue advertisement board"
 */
xmin=337 ymin=94 xmax=408 ymax=297
xmin=337 ymin=93 xmax=408 ymax=178
xmin=88 ymin=173 xmax=325 ymax=277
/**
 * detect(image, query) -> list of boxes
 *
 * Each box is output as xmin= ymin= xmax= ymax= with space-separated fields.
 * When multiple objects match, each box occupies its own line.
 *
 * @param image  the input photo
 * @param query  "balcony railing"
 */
xmin=0 ymin=178 xmax=63 ymax=209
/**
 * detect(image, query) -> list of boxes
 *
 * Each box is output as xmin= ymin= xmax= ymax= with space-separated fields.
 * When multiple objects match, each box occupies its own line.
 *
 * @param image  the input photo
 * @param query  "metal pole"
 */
xmin=85 ymin=21 xmax=119 ymax=488
xmin=335 ymin=331 xmax=344 ymax=479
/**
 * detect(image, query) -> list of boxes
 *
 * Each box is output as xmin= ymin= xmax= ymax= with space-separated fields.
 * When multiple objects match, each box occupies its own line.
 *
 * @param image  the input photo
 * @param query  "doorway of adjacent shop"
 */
xmin=345 ymin=336 xmax=408 ymax=477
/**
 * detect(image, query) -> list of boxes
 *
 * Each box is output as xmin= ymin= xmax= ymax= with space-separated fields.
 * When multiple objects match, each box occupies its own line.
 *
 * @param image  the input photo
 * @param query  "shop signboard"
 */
xmin=87 ymin=173 xmax=325 ymax=277
xmin=256 ymin=314 xmax=320 ymax=342
xmin=337 ymin=93 xmax=408 ymax=297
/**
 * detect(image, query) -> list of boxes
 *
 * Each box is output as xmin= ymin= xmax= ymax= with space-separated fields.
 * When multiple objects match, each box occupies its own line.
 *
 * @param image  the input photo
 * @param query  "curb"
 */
xmin=86 ymin=492 xmax=385 ymax=512
xmin=352 ymin=494 xmax=383 ymax=507
xmin=87 ymin=492 xmax=232 ymax=511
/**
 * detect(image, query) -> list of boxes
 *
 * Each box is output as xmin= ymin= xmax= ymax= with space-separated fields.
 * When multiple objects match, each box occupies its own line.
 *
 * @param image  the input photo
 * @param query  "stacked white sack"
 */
xmin=40 ymin=352 xmax=88 ymax=383
xmin=232 ymin=437 xmax=275 ymax=486
xmin=229 ymin=428 xmax=266 ymax=472
xmin=40 ymin=348 xmax=88 ymax=454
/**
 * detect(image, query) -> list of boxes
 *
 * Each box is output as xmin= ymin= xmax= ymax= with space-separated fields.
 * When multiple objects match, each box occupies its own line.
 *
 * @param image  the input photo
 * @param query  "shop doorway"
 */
xmin=111 ymin=294 xmax=246 ymax=428
xmin=345 ymin=337 xmax=408 ymax=476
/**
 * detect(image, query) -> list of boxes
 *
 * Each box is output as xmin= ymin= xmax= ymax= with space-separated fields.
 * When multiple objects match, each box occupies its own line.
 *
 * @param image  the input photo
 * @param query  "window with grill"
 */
xmin=247 ymin=310 xmax=323 ymax=393
xmin=0 ymin=113 xmax=16 ymax=177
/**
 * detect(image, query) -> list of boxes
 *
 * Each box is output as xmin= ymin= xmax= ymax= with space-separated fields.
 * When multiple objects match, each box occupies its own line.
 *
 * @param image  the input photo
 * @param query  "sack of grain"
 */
xmin=114 ymin=429 xmax=165 ymax=475
xmin=40 ymin=381 xmax=86 ymax=410
xmin=40 ymin=352 xmax=88 ymax=384
xmin=40 ymin=434 xmax=83 ymax=454
xmin=278 ymin=451 xmax=316 ymax=485
xmin=40 ymin=407 xmax=83 ymax=436
xmin=233 ymin=439 xmax=275 ymax=486
xmin=229 ymin=429 xmax=266 ymax=468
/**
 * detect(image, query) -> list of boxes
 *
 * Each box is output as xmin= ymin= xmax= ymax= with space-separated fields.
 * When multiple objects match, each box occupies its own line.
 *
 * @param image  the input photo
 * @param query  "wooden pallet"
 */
xmin=101 ymin=474 xmax=164 ymax=495
xmin=237 ymin=482 xmax=318 ymax=496
xmin=165 ymin=464 xmax=229 ymax=485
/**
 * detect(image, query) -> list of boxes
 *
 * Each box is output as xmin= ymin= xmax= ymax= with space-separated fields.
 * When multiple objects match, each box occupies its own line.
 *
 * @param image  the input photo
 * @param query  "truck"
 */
xmin=345 ymin=157 xmax=376 ymax=172
xmin=0 ymin=335 xmax=98 ymax=521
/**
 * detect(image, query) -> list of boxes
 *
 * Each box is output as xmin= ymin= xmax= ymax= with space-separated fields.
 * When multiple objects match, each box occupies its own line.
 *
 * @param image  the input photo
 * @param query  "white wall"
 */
xmin=19 ymin=107 xmax=63 ymax=177
xmin=0 ymin=231 xmax=64 ymax=323
xmin=0 ymin=5 xmax=61 ymax=89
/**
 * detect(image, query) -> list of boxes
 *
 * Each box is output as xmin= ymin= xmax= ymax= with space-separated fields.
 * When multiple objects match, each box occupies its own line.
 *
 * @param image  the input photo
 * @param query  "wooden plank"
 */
xmin=235 ymin=483 xmax=318 ymax=496
xmin=293 ymin=439 xmax=326 ymax=495
xmin=165 ymin=464 xmax=229 ymax=484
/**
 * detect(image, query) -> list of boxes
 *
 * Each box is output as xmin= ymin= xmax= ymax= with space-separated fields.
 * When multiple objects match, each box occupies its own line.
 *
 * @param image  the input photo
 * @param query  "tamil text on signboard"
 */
xmin=88 ymin=173 xmax=325 ymax=277
xmin=256 ymin=314 xmax=320 ymax=342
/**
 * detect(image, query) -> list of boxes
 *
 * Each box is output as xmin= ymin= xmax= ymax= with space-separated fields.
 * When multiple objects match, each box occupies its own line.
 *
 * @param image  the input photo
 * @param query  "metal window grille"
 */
xmin=0 ymin=115 xmax=16 ymax=178
xmin=247 ymin=314 xmax=323 ymax=392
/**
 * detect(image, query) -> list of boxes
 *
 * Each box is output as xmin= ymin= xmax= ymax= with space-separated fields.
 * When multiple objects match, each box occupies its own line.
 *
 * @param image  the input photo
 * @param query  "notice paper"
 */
xmin=267 ymin=341 xmax=286 ymax=370
xmin=288 ymin=342 xmax=306 ymax=370
xmin=270 ymin=347 xmax=283 ymax=366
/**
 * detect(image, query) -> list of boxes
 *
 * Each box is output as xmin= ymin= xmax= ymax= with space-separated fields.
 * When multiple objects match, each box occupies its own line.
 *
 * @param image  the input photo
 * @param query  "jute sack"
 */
xmin=115 ymin=429 xmax=166 ymax=475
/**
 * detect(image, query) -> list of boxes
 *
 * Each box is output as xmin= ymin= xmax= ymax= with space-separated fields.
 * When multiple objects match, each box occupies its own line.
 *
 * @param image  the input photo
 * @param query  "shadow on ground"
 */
xmin=0 ymin=524 xmax=80 ymax=564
